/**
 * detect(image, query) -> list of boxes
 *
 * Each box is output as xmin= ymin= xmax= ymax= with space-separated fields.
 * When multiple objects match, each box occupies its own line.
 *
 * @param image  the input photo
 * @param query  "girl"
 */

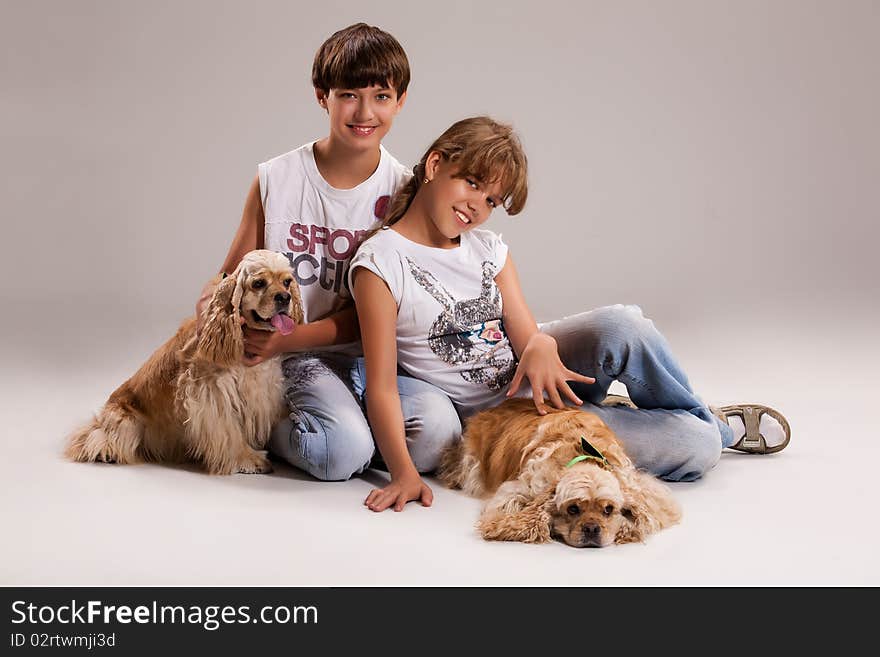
xmin=349 ymin=116 xmax=791 ymax=513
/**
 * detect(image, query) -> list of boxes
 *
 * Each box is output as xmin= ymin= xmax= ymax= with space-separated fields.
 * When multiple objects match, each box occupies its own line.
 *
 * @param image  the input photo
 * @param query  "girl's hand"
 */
xmin=365 ymin=473 xmax=433 ymax=512
xmin=506 ymin=333 xmax=596 ymax=414
xmin=241 ymin=323 xmax=289 ymax=366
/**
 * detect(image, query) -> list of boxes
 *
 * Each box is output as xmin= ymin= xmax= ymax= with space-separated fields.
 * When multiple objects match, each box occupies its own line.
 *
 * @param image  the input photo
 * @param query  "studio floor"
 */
xmin=2 ymin=312 xmax=877 ymax=587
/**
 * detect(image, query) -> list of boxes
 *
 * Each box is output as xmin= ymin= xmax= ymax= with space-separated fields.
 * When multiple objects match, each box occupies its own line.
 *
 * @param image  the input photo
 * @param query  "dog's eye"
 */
xmin=252 ymin=279 xmax=266 ymax=289
xmin=603 ymin=504 xmax=614 ymax=516
xmin=283 ymin=278 xmax=292 ymax=288
xmin=566 ymin=504 xmax=580 ymax=516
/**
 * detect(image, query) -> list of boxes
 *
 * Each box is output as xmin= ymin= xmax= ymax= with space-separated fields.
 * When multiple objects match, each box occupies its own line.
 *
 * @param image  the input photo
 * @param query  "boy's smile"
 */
xmin=349 ymin=125 xmax=377 ymax=136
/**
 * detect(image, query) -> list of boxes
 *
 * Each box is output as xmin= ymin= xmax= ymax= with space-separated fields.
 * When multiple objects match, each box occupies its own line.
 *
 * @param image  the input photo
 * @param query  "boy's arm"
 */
xmin=240 ymin=305 xmax=360 ymax=365
xmin=220 ymin=174 xmax=266 ymax=274
xmin=196 ymin=174 xmax=265 ymax=324
xmin=277 ymin=306 xmax=360 ymax=349
xmin=352 ymin=267 xmax=433 ymax=512
xmin=496 ymin=254 xmax=594 ymax=413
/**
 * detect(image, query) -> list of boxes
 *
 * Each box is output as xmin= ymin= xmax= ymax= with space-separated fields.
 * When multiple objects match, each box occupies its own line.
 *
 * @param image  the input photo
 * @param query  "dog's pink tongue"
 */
xmin=271 ymin=313 xmax=295 ymax=335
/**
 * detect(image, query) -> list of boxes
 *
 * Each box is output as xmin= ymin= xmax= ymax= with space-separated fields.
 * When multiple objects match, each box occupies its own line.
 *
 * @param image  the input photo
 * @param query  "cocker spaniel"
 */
xmin=440 ymin=398 xmax=681 ymax=547
xmin=66 ymin=250 xmax=302 ymax=475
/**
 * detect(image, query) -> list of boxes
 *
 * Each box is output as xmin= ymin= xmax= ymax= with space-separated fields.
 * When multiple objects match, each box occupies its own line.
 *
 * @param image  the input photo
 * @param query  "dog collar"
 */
xmin=565 ymin=437 xmax=610 ymax=469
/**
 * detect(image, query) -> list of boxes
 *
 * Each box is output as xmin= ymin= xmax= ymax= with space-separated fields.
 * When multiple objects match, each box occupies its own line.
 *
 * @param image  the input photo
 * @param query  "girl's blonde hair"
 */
xmin=380 ymin=116 xmax=529 ymax=231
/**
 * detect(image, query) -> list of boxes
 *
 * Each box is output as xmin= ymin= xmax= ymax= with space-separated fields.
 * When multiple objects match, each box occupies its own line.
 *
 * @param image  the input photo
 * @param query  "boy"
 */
xmin=196 ymin=23 xmax=461 ymax=485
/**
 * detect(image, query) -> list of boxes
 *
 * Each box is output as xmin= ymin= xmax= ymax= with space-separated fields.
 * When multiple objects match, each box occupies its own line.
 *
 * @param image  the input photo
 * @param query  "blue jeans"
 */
xmin=538 ymin=304 xmax=735 ymax=481
xmin=269 ymin=305 xmax=734 ymax=482
xmin=268 ymin=353 xmax=461 ymax=481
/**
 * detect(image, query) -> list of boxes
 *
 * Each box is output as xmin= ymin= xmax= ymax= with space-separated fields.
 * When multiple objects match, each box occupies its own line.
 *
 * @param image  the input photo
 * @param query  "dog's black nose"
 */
xmin=274 ymin=292 xmax=291 ymax=306
xmin=581 ymin=523 xmax=602 ymax=547
xmin=582 ymin=523 xmax=600 ymax=537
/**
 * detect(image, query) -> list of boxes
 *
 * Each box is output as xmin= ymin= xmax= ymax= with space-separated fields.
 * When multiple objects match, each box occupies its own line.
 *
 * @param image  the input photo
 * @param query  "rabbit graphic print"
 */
xmin=349 ymin=227 xmax=518 ymax=419
xmin=406 ymin=257 xmax=515 ymax=390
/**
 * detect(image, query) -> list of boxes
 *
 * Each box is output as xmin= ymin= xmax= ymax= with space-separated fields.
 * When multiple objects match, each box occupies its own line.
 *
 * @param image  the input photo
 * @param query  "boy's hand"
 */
xmin=506 ymin=333 xmax=595 ymax=414
xmin=242 ymin=322 xmax=289 ymax=366
xmin=365 ymin=473 xmax=433 ymax=512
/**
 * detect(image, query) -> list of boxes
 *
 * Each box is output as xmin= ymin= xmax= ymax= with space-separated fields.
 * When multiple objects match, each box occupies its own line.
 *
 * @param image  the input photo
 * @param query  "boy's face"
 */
xmin=316 ymin=84 xmax=406 ymax=152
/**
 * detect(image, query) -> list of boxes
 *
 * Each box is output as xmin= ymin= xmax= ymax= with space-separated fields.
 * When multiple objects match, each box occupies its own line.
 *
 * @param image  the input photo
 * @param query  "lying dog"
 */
xmin=440 ymin=398 xmax=681 ymax=547
xmin=66 ymin=250 xmax=302 ymax=475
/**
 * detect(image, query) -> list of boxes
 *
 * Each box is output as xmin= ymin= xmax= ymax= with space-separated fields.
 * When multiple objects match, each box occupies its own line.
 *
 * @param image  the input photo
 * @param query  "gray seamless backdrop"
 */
xmin=3 ymin=0 xmax=877 ymax=356
xmin=2 ymin=0 xmax=879 ymax=586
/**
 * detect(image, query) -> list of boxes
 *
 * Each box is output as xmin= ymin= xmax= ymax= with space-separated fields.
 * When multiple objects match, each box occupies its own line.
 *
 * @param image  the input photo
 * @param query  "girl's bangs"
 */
xmin=454 ymin=142 xmax=528 ymax=214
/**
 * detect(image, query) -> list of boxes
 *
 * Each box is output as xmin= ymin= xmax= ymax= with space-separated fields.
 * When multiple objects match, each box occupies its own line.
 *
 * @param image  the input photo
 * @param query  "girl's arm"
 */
xmin=495 ymin=253 xmax=595 ymax=413
xmin=351 ymin=267 xmax=433 ymax=512
xmin=195 ymin=175 xmax=359 ymax=361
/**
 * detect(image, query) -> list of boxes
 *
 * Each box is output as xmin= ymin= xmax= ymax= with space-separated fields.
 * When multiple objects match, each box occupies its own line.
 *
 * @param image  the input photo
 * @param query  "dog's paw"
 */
xmin=235 ymin=450 xmax=273 ymax=474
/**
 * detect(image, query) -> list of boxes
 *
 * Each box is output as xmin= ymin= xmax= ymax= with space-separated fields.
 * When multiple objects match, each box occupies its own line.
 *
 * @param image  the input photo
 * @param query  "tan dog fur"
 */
xmin=65 ymin=250 xmax=302 ymax=475
xmin=440 ymin=398 xmax=681 ymax=547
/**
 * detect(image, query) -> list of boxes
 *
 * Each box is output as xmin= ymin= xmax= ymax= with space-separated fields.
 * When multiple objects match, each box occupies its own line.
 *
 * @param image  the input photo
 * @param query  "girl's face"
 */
xmin=317 ymin=84 xmax=406 ymax=153
xmin=422 ymin=153 xmax=506 ymax=242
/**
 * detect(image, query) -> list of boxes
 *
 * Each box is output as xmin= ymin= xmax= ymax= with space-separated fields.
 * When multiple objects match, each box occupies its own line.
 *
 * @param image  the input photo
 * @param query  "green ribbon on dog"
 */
xmin=565 ymin=436 xmax=610 ymax=469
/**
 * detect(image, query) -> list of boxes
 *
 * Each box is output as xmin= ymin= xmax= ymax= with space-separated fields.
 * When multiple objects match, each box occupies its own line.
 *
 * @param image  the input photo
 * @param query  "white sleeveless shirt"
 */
xmin=259 ymin=142 xmax=410 ymax=331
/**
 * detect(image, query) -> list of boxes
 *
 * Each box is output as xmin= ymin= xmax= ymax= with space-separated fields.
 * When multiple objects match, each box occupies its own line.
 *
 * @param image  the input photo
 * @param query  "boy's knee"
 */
xmin=273 ymin=405 xmax=374 ymax=481
xmin=404 ymin=393 xmax=462 ymax=473
xmin=321 ymin=410 xmax=374 ymax=481
xmin=323 ymin=441 xmax=373 ymax=481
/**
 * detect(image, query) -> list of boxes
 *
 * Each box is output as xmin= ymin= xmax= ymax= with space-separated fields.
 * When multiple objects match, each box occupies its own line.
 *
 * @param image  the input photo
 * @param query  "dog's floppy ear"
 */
xmin=288 ymin=277 xmax=304 ymax=325
xmin=195 ymin=273 xmax=244 ymax=366
xmin=229 ymin=264 xmax=249 ymax=322
xmin=477 ymin=487 xmax=556 ymax=544
xmin=614 ymin=469 xmax=682 ymax=544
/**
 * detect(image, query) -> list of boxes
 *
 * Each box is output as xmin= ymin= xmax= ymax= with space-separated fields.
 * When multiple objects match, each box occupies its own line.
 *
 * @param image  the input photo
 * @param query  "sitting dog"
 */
xmin=439 ymin=398 xmax=681 ymax=547
xmin=65 ymin=250 xmax=302 ymax=475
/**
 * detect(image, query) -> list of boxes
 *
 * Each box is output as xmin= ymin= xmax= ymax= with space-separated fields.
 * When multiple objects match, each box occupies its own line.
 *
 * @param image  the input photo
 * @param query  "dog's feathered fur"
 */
xmin=440 ymin=398 xmax=681 ymax=547
xmin=65 ymin=250 xmax=302 ymax=475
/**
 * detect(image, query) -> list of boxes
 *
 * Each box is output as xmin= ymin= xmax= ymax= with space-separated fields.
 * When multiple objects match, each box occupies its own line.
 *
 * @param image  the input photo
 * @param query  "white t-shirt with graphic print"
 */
xmin=349 ymin=226 xmax=517 ymax=419
xmin=259 ymin=142 xmax=410 ymax=353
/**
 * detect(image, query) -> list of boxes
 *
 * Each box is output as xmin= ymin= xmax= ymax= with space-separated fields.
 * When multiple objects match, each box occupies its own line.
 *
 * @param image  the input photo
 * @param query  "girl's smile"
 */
xmin=392 ymin=158 xmax=507 ymax=249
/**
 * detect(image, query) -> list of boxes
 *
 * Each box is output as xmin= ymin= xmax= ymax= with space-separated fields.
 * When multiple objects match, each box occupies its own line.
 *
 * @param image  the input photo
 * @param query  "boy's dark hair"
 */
xmin=312 ymin=23 xmax=410 ymax=97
